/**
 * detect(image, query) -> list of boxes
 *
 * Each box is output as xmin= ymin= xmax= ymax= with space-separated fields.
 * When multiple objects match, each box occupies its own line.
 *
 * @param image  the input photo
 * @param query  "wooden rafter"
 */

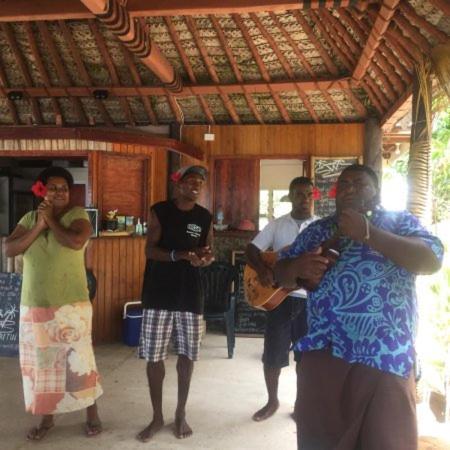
xmin=1 ymin=23 xmax=42 ymax=124
xmin=320 ymin=10 xmax=396 ymax=102
xmin=120 ymin=46 xmax=158 ymax=125
xmin=251 ymin=13 xmax=324 ymax=122
xmin=1 ymin=78 xmax=354 ymax=98
xmin=310 ymin=11 xmax=390 ymax=113
xmin=392 ymin=13 xmax=432 ymax=54
xmin=0 ymin=0 xmax=372 ymax=22
xmin=185 ymin=16 xmax=240 ymax=124
xmin=365 ymin=9 xmax=422 ymax=63
xmin=0 ymin=59 xmax=19 ymax=124
xmin=352 ymin=0 xmax=401 ymax=81
xmin=167 ymin=93 xmax=183 ymax=123
xmin=23 ymin=22 xmax=63 ymax=123
xmin=361 ymin=79 xmax=384 ymax=114
xmin=399 ymin=2 xmax=447 ymax=44
xmin=233 ymin=13 xmax=291 ymax=123
xmin=164 ymin=16 xmax=214 ymax=124
xmin=209 ymin=15 xmax=263 ymax=124
xmin=36 ymin=21 xmax=87 ymax=124
xmin=292 ymin=10 xmax=339 ymax=77
xmin=58 ymin=20 xmax=113 ymax=126
xmin=87 ymin=19 xmax=135 ymax=126
xmin=339 ymin=9 xmax=407 ymax=93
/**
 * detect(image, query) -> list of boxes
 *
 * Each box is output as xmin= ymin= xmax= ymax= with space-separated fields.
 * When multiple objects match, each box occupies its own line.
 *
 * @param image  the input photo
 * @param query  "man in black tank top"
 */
xmin=137 ymin=165 xmax=213 ymax=443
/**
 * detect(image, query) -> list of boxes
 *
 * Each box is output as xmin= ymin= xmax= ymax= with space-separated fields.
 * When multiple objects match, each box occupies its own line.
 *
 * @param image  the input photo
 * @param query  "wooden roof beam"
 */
xmin=1 ymin=23 xmax=43 ymax=124
xmin=392 ymin=12 xmax=432 ymax=54
xmin=164 ymin=17 xmax=214 ymax=124
xmin=338 ymin=9 xmax=408 ymax=91
xmin=399 ymin=2 xmax=447 ymax=44
xmin=58 ymin=20 xmax=113 ymax=126
xmin=80 ymin=0 xmax=181 ymax=93
xmin=352 ymin=0 xmax=401 ymax=81
xmin=184 ymin=16 xmax=240 ymax=124
xmin=209 ymin=15 xmax=263 ymax=124
xmin=292 ymin=10 xmax=339 ymax=77
xmin=36 ymin=21 xmax=87 ymax=125
xmin=0 ymin=0 xmax=377 ymax=22
xmin=232 ymin=13 xmax=291 ymax=124
xmin=24 ymin=22 xmax=63 ymax=124
xmin=120 ymin=46 xmax=158 ymax=125
xmin=87 ymin=19 xmax=135 ymax=126
xmin=252 ymin=13 xmax=323 ymax=122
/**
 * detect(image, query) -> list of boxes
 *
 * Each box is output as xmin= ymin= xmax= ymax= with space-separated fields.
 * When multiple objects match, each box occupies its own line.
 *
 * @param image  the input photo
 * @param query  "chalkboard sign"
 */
xmin=0 ymin=273 xmax=21 ymax=357
xmin=232 ymin=251 xmax=267 ymax=335
xmin=311 ymin=157 xmax=360 ymax=218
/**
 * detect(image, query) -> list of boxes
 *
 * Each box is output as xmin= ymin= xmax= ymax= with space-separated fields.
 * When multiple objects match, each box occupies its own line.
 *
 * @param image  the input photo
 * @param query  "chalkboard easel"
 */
xmin=0 ymin=273 xmax=21 ymax=357
xmin=311 ymin=156 xmax=361 ymax=218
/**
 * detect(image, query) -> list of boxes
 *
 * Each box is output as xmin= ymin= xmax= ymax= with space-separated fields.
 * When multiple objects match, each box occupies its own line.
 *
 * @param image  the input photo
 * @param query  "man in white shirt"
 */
xmin=246 ymin=177 xmax=317 ymax=422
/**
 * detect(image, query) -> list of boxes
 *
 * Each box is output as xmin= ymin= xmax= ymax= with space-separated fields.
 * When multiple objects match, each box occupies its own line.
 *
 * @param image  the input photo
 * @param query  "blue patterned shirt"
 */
xmin=280 ymin=209 xmax=444 ymax=378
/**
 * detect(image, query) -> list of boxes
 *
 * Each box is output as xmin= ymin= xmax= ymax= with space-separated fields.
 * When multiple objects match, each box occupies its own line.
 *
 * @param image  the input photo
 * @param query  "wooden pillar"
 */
xmin=363 ymin=117 xmax=383 ymax=181
xmin=407 ymin=69 xmax=432 ymax=223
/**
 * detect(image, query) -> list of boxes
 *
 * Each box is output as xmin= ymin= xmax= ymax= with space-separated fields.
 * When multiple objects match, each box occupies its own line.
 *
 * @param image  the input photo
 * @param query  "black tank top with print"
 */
xmin=141 ymin=200 xmax=212 ymax=314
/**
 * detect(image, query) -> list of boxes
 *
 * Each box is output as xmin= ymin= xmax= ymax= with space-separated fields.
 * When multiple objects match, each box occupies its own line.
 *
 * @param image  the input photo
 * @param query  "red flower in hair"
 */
xmin=170 ymin=171 xmax=182 ymax=183
xmin=328 ymin=184 xmax=337 ymax=199
xmin=31 ymin=181 xmax=47 ymax=198
xmin=312 ymin=186 xmax=321 ymax=200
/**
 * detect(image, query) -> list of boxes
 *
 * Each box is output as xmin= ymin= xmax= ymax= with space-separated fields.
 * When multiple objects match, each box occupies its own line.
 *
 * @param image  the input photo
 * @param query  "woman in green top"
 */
xmin=5 ymin=167 xmax=103 ymax=441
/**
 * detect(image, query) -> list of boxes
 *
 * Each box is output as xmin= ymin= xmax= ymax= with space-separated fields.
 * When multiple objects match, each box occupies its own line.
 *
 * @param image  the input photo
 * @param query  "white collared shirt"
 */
xmin=251 ymin=213 xmax=318 ymax=297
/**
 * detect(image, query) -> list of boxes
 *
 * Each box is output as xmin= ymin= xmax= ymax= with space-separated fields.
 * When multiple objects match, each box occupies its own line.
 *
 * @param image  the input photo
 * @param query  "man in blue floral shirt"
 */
xmin=274 ymin=164 xmax=443 ymax=450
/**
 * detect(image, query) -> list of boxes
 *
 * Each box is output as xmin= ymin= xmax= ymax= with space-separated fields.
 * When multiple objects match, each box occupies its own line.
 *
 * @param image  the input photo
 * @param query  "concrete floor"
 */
xmin=1 ymin=333 xmax=449 ymax=450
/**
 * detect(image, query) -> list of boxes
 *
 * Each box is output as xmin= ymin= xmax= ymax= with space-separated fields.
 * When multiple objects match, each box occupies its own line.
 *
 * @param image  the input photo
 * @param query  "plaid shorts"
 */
xmin=138 ymin=309 xmax=203 ymax=362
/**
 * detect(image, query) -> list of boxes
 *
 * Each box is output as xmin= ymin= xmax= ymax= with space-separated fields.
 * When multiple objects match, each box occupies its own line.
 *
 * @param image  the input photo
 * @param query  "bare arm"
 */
xmin=46 ymin=217 xmax=92 ymax=250
xmin=338 ymin=209 xmax=442 ymax=274
xmin=273 ymin=249 xmax=329 ymax=289
xmin=246 ymin=243 xmax=274 ymax=287
xmin=5 ymin=211 xmax=47 ymax=257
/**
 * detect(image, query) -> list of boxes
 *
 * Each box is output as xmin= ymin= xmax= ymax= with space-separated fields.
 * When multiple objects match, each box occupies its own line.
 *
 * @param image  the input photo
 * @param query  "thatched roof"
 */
xmin=0 ymin=0 xmax=448 ymax=127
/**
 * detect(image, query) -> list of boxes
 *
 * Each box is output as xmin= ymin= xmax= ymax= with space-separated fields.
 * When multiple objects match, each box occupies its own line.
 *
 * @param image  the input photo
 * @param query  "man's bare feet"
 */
xmin=27 ymin=416 xmax=54 ymax=441
xmin=174 ymin=412 xmax=193 ymax=439
xmin=136 ymin=418 xmax=164 ymax=442
xmin=85 ymin=420 xmax=103 ymax=437
xmin=252 ymin=400 xmax=280 ymax=422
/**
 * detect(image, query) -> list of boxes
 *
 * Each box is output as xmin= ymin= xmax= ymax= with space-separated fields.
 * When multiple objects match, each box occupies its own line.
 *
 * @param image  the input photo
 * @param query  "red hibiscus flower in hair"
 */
xmin=312 ymin=186 xmax=321 ymax=200
xmin=328 ymin=183 xmax=337 ymax=199
xmin=170 ymin=171 xmax=182 ymax=183
xmin=31 ymin=181 xmax=47 ymax=198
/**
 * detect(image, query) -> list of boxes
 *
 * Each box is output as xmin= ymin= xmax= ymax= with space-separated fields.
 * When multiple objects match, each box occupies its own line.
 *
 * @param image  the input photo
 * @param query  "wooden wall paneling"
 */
xmin=151 ymin=149 xmax=168 ymax=205
xmin=213 ymin=158 xmax=260 ymax=229
xmin=182 ymin=124 xmax=364 ymax=158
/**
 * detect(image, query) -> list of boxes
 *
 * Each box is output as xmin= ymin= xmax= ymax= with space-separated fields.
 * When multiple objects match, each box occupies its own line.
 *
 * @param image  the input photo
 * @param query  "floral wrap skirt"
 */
xmin=19 ymin=301 xmax=103 ymax=415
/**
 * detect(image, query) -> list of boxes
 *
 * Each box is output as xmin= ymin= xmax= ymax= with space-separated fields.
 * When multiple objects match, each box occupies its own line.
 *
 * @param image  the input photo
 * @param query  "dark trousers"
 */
xmin=262 ymin=296 xmax=307 ymax=368
xmin=297 ymin=349 xmax=417 ymax=450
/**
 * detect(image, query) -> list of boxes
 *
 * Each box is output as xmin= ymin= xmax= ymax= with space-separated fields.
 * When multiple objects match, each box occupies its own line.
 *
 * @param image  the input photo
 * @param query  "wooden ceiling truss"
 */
xmin=0 ymin=0 xmax=447 ymax=127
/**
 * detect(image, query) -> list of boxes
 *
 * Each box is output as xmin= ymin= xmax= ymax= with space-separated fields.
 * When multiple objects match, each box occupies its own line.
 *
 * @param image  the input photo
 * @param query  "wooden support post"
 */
xmin=363 ymin=117 xmax=382 ymax=181
xmin=407 ymin=69 xmax=432 ymax=223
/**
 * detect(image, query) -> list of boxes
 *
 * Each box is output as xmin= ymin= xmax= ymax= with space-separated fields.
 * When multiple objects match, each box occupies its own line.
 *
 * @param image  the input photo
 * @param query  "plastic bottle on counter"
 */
xmin=135 ymin=218 xmax=143 ymax=236
xmin=143 ymin=222 xmax=147 ymax=235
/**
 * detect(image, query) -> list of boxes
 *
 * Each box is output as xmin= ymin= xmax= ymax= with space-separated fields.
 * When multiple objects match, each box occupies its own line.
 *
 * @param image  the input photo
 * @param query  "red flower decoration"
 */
xmin=31 ymin=181 xmax=47 ymax=198
xmin=170 ymin=171 xmax=182 ymax=183
xmin=312 ymin=186 xmax=321 ymax=200
xmin=328 ymin=184 xmax=337 ymax=199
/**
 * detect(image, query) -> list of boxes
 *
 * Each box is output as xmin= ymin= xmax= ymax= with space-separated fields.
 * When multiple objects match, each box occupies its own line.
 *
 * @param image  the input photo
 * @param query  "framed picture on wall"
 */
xmin=85 ymin=208 xmax=99 ymax=237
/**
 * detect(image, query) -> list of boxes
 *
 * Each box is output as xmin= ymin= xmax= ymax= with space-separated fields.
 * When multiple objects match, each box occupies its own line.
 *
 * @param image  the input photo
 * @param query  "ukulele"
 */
xmin=243 ymin=234 xmax=340 ymax=311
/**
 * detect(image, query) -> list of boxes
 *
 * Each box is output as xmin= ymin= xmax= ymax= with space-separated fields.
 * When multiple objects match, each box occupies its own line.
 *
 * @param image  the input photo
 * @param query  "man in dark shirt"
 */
xmin=137 ymin=165 xmax=213 ymax=443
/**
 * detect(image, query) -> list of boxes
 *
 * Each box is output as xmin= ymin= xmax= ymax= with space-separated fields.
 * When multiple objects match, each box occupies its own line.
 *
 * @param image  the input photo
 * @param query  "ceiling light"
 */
xmin=7 ymin=90 xmax=23 ymax=101
xmin=92 ymin=89 xmax=109 ymax=100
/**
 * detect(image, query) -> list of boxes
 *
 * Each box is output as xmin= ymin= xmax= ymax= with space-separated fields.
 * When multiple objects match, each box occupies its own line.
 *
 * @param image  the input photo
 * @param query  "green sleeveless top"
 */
xmin=18 ymin=207 xmax=90 ymax=307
